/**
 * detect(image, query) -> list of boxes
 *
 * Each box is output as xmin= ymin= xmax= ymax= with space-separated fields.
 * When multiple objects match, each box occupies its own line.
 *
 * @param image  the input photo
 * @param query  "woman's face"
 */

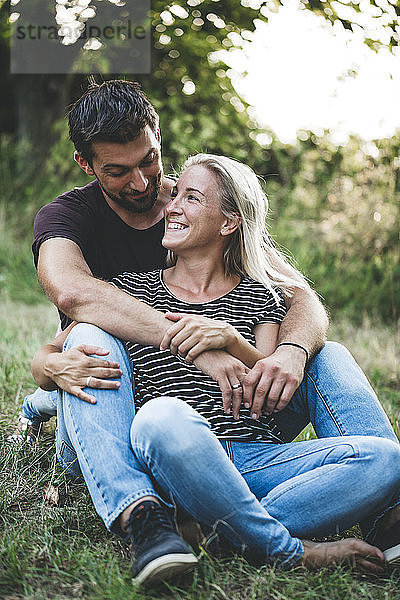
xmin=162 ymin=165 xmax=229 ymax=255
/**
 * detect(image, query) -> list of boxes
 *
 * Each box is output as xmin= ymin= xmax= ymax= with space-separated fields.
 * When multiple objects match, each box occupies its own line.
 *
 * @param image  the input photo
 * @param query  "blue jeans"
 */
xmin=22 ymin=387 xmax=57 ymax=422
xmin=23 ymin=324 xmax=400 ymax=557
xmin=274 ymin=342 xmax=398 ymax=444
xmin=28 ymin=323 xmax=399 ymax=566
xmin=23 ymin=335 xmax=398 ymax=447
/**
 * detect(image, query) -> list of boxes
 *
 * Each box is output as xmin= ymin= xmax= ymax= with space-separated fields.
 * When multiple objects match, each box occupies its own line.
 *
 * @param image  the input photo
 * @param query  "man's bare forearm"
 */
xmin=279 ymin=288 xmax=329 ymax=358
xmin=53 ymin=273 xmax=170 ymax=345
xmin=37 ymin=238 xmax=171 ymax=346
xmin=36 ymin=238 xmax=235 ymax=390
xmin=46 ymin=273 xmax=234 ymax=385
xmin=241 ymin=289 xmax=329 ymax=417
xmin=69 ymin=284 xmax=234 ymax=379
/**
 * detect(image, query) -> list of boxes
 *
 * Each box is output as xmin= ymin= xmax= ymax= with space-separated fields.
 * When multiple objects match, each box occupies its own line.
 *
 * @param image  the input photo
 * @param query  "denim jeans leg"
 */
xmin=226 ymin=437 xmax=400 ymax=540
xmin=57 ymin=323 xmax=162 ymax=536
xmin=272 ymin=342 xmax=400 ymax=538
xmin=274 ymin=342 xmax=398 ymax=443
xmin=22 ymin=388 xmax=58 ymax=422
xmin=56 ymin=388 xmax=81 ymax=477
xmin=130 ymin=396 xmax=304 ymax=567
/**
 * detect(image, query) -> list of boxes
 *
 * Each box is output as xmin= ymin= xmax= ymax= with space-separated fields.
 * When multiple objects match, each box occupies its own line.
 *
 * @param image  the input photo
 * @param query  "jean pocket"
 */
xmin=57 ymin=438 xmax=81 ymax=477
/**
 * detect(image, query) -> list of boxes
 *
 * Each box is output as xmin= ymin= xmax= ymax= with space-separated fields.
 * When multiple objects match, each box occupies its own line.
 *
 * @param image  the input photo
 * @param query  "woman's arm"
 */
xmin=33 ymin=344 xmax=65 ymax=391
xmin=228 ymin=322 xmax=279 ymax=366
xmin=160 ymin=313 xmax=274 ymax=367
xmin=32 ymin=324 xmax=122 ymax=403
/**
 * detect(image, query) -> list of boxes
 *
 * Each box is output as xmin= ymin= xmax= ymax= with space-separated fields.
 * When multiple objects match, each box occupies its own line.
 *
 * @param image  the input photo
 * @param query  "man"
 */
xmin=21 ymin=78 xmax=328 ymax=429
xmin=20 ymin=79 xmax=399 ymax=583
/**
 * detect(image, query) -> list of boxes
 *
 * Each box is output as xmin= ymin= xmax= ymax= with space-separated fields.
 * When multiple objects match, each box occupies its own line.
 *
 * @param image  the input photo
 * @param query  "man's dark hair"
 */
xmin=68 ymin=79 xmax=159 ymax=164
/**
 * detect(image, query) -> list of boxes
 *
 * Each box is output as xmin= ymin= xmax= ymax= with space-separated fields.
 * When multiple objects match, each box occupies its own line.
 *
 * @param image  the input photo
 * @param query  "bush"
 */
xmin=0 ymin=128 xmax=88 ymax=305
xmin=267 ymin=133 xmax=400 ymax=323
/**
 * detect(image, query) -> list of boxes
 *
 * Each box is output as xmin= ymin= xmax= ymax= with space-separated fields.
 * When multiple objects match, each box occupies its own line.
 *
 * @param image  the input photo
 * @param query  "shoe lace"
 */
xmin=128 ymin=503 xmax=175 ymax=548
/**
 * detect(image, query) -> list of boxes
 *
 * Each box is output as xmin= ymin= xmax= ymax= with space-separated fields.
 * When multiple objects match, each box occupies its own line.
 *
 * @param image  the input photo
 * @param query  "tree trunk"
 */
xmin=16 ymin=74 xmax=69 ymax=150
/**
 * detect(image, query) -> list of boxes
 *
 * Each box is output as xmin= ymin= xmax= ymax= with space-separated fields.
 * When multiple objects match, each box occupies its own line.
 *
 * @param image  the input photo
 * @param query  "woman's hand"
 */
xmin=44 ymin=345 xmax=122 ymax=404
xmin=193 ymin=350 xmax=249 ymax=419
xmin=160 ymin=313 xmax=238 ymax=362
xmin=300 ymin=539 xmax=385 ymax=573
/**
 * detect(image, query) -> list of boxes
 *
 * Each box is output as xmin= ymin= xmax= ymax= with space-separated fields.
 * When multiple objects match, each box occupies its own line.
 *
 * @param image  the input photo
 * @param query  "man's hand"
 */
xmin=44 ymin=345 xmax=122 ymax=404
xmin=160 ymin=313 xmax=237 ymax=362
xmin=300 ymin=539 xmax=385 ymax=573
xmin=193 ymin=350 xmax=249 ymax=419
xmin=242 ymin=345 xmax=307 ymax=419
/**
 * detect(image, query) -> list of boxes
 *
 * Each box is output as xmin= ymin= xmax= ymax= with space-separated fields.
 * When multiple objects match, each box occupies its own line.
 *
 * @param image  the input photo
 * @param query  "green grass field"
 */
xmin=0 ymin=300 xmax=399 ymax=599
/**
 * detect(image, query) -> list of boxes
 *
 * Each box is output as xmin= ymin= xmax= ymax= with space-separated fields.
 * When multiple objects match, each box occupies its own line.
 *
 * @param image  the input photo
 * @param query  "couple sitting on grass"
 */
xmin=18 ymin=82 xmax=400 ymax=584
xmin=28 ymin=154 xmax=400 ymax=584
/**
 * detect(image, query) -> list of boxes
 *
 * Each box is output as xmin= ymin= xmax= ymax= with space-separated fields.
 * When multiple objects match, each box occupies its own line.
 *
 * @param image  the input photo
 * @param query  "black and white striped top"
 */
xmin=112 ymin=270 xmax=287 ymax=443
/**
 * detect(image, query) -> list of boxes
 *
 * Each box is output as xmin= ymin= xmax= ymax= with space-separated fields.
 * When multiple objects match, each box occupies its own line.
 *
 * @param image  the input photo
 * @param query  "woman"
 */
xmin=32 ymin=154 xmax=400 ymax=585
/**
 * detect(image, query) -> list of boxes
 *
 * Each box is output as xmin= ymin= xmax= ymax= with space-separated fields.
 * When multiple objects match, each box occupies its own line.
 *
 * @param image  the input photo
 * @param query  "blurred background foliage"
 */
xmin=0 ymin=0 xmax=398 ymax=323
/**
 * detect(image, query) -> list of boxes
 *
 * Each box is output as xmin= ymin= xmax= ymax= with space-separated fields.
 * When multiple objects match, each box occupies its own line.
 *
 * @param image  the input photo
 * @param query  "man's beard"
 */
xmin=99 ymin=172 xmax=162 ymax=214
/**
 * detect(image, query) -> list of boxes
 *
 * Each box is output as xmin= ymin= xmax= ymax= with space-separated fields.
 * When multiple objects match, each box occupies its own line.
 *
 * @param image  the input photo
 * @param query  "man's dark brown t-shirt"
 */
xmin=32 ymin=180 xmax=168 ymax=330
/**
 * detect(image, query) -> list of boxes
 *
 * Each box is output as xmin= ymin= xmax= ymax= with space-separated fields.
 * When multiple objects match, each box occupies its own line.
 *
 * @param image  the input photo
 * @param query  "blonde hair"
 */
xmin=169 ymin=153 xmax=308 ymax=298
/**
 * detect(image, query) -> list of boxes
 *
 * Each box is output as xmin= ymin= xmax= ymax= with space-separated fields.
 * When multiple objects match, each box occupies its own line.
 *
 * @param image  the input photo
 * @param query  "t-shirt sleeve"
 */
xmin=257 ymin=287 xmax=287 ymax=325
xmin=32 ymin=198 xmax=92 ymax=267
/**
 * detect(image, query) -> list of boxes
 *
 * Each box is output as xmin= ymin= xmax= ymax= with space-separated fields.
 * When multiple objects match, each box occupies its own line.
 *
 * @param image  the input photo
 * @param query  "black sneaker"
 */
xmin=127 ymin=500 xmax=198 ymax=586
xmin=373 ymin=519 xmax=400 ymax=567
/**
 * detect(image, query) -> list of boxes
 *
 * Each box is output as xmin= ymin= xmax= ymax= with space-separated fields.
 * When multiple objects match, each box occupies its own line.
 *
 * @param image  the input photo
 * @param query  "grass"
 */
xmin=0 ymin=300 xmax=399 ymax=599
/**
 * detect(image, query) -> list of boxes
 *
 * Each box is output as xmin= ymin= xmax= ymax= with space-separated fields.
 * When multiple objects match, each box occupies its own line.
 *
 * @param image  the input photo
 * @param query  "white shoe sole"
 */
xmin=132 ymin=553 xmax=198 ymax=586
xmin=384 ymin=542 xmax=400 ymax=567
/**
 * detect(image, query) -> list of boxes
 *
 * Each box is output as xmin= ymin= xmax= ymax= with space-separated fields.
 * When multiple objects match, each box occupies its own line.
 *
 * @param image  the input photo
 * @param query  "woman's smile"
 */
xmin=162 ymin=165 xmax=227 ymax=253
xmin=166 ymin=221 xmax=188 ymax=230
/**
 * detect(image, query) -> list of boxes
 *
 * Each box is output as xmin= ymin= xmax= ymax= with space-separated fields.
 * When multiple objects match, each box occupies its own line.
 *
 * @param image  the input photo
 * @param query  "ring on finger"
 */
xmin=86 ymin=376 xmax=92 ymax=387
xmin=231 ymin=382 xmax=242 ymax=390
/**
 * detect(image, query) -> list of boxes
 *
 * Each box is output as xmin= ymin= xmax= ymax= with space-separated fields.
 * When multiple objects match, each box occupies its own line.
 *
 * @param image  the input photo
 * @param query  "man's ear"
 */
xmin=74 ymin=151 xmax=95 ymax=176
xmin=220 ymin=214 xmax=242 ymax=237
xmin=156 ymin=128 xmax=161 ymax=144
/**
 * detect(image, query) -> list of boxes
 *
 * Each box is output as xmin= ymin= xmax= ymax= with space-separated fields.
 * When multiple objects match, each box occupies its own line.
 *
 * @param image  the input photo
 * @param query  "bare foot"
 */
xmin=299 ymin=538 xmax=385 ymax=573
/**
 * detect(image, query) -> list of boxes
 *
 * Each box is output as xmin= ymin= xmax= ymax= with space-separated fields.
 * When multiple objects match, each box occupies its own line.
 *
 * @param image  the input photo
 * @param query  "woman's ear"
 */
xmin=74 ymin=151 xmax=95 ymax=176
xmin=220 ymin=214 xmax=242 ymax=237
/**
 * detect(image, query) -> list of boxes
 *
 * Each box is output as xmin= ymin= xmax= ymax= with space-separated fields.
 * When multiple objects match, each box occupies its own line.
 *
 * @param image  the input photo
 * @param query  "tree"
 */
xmin=2 ymin=0 xmax=268 ymax=157
xmin=1 ymin=0 xmax=399 ymax=157
xmin=287 ymin=0 xmax=400 ymax=50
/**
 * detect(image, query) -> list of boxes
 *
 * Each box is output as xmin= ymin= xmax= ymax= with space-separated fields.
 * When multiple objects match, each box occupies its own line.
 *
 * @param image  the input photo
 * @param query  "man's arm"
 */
xmin=279 ymin=286 xmax=329 ymax=357
xmin=38 ymin=237 xmax=328 ymax=416
xmin=242 ymin=286 xmax=329 ymax=418
xmin=269 ymin=247 xmax=329 ymax=357
xmin=37 ymin=238 xmax=170 ymax=345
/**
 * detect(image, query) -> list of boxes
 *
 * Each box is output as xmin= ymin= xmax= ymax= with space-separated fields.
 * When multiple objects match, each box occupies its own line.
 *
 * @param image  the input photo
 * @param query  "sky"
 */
xmin=223 ymin=0 xmax=400 ymax=144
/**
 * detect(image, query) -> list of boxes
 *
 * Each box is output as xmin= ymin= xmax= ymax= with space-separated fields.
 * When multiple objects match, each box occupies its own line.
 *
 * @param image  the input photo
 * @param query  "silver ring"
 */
xmin=231 ymin=383 xmax=242 ymax=390
xmin=86 ymin=376 xmax=92 ymax=387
